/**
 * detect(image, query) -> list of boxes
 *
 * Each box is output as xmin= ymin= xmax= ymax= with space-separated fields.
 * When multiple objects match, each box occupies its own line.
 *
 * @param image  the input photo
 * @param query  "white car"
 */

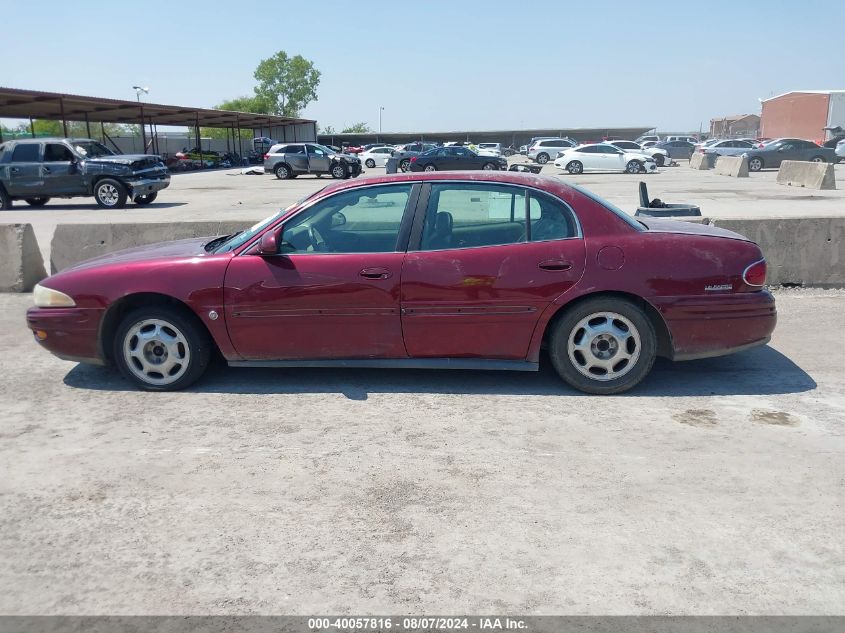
xmin=607 ymin=140 xmax=671 ymax=166
xmin=553 ymin=143 xmax=658 ymax=174
xmin=476 ymin=142 xmax=502 ymax=157
xmin=359 ymin=146 xmax=395 ymax=169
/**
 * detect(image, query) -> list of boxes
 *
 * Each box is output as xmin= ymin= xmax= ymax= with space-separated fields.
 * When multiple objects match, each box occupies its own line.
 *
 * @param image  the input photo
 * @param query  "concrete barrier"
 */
xmin=689 ymin=152 xmax=709 ymax=170
xmin=776 ymin=160 xmax=836 ymax=190
xmin=708 ymin=217 xmax=845 ymax=287
xmin=714 ymin=155 xmax=749 ymax=178
xmin=0 ymin=224 xmax=47 ymax=292
xmin=50 ymin=221 xmax=258 ymax=273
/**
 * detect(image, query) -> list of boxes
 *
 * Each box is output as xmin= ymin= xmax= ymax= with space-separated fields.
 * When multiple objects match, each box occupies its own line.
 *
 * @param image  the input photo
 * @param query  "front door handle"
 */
xmin=538 ymin=260 xmax=572 ymax=271
xmin=10 ymin=167 xmax=20 ymax=174
xmin=359 ymin=267 xmax=392 ymax=280
xmin=42 ymin=167 xmax=51 ymax=174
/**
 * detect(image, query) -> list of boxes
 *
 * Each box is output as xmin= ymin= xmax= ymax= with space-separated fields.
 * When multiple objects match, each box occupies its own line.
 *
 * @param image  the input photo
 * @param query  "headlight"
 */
xmin=33 ymin=283 xmax=76 ymax=308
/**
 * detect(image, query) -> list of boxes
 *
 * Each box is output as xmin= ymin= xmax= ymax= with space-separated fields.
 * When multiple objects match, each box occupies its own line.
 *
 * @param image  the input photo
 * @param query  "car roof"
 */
xmin=7 ymin=137 xmax=95 ymax=143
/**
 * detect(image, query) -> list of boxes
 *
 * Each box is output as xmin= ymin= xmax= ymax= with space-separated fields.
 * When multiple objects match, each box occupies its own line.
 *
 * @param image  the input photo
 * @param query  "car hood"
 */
xmin=63 ymin=237 xmax=212 ymax=272
xmin=84 ymin=154 xmax=163 ymax=166
xmin=638 ymin=218 xmax=750 ymax=242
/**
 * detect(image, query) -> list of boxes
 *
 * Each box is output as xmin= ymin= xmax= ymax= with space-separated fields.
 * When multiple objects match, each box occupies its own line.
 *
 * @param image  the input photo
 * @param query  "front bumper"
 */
xmin=126 ymin=176 xmax=170 ymax=199
xmin=653 ymin=290 xmax=777 ymax=361
xmin=26 ymin=306 xmax=105 ymax=365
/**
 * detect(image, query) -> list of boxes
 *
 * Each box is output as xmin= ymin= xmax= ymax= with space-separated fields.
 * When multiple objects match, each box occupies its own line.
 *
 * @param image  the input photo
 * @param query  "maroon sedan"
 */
xmin=27 ymin=172 xmax=775 ymax=394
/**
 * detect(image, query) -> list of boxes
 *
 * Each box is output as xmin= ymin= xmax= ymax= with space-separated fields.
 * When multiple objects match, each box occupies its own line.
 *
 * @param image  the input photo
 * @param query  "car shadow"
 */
xmin=62 ymin=345 xmax=815 ymax=400
xmin=17 ymin=202 xmax=188 ymax=211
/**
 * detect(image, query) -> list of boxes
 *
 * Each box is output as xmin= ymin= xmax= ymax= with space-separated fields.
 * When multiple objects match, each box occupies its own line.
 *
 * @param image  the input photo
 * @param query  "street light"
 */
xmin=133 ymin=86 xmax=149 ymax=102
xmin=379 ymin=106 xmax=384 ymax=136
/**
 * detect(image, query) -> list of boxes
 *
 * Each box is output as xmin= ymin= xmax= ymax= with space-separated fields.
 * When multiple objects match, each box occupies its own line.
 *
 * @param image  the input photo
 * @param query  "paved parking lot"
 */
xmin=1 ymin=289 xmax=843 ymax=614
xmin=4 ymin=159 xmax=845 ymax=266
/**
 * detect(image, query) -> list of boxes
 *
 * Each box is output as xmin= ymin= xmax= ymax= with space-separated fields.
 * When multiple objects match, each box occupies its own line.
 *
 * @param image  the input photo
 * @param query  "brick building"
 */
xmin=760 ymin=90 xmax=845 ymax=142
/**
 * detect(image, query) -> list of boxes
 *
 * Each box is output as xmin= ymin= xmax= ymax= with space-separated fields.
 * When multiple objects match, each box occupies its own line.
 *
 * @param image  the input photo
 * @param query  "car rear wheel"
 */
xmin=113 ymin=306 xmax=211 ymax=391
xmin=399 ymin=159 xmax=411 ymax=172
xmin=536 ymin=152 xmax=550 ymax=164
xmin=0 ymin=187 xmax=11 ymax=210
xmin=331 ymin=163 xmax=348 ymax=179
xmin=566 ymin=161 xmax=583 ymax=174
xmin=626 ymin=160 xmax=643 ymax=174
xmin=365 ymin=158 xmax=376 ymax=168
xmin=134 ymin=193 xmax=158 ymax=205
xmin=549 ymin=298 xmax=656 ymax=395
xmin=482 ymin=162 xmax=496 ymax=170
xmin=274 ymin=164 xmax=291 ymax=180
xmin=94 ymin=179 xmax=128 ymax=209
xmin=423 ymin=164 xmax=437 ymax=172
xmin=748 ymin=157 xmax=763 ymax=172
xmin=810 ymin=155 xmax=825 ymax=163
xmin=25 ymin=197 xmax=50 ymax=207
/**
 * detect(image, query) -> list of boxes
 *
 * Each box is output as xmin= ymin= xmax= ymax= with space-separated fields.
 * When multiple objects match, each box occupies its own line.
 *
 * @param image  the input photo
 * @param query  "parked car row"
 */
xmin=693 ymin=137 xmax=837 ymax=170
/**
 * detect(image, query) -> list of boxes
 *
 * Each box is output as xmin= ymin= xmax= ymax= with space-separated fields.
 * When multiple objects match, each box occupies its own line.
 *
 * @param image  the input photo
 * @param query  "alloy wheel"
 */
xmin=97 ymin=184 xmax=119 ymax=206
xmin=567 ymin=312 xmax=641 ymax=381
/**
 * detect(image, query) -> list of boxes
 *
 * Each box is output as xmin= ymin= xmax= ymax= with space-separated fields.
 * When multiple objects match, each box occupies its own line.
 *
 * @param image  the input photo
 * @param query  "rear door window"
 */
xmin=11 ymin=143 xmax=40 ymax=162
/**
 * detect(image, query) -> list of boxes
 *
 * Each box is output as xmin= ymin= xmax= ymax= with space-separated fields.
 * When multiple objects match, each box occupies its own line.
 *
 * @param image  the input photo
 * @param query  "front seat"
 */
xmin=426 ymin=211 xmax=453 ymax=250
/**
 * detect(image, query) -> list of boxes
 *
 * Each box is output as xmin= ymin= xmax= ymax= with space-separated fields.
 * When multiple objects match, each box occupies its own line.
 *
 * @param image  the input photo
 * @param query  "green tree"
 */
xmin=200 ymin=95 xmax=272 ymax=140
xmin=320 ymin=125 xmax=337 ymax=135
xmin=253 ymin=51 xmax=321 ymax=117
xmin=341 ymin=122 xmax=372 ymax=134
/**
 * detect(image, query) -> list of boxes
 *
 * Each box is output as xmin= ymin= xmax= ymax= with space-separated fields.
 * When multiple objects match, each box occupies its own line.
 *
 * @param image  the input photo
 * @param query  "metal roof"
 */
xmin=0 ymin=87 xmax=314 ymax=128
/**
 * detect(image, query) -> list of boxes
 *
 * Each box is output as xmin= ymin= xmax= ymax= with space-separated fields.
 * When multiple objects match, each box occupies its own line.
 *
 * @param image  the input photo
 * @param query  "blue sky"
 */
xmin=1 ymin=0 xmax=843 ymax=133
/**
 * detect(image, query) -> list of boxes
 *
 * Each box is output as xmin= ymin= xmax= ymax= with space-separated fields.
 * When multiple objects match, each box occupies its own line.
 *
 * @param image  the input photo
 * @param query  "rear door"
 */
xmin=4 ymin=142 xmax=42 ymax=196
xmin=284 ymin=144 xmax=308 ymax=173
xmin=400 ymin=181 xmax=586 ymax=359
xmin=41 ymin=142 xmax=86 ymax=195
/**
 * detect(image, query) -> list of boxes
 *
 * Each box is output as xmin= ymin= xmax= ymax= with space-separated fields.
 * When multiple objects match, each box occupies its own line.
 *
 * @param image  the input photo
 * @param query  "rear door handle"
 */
xmin=42 ymin=167 xmax=51 ymax=174
xmin=538 ymin=260 xmax=572 ymax=271
xmin=10 ymin=167 xmax=20 ymax=174
xmin=359 ymin=267 xmax=392 ymax=280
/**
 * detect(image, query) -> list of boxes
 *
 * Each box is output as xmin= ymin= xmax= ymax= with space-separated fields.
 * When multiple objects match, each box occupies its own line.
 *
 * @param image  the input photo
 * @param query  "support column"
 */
xmin=139 ymin=105 xmax=147 ymax=153
xmin=59 ymin=98 xmax=68 ymax=137
xmin=30 ymin=117 xmax=35 ymax=138
xmin=85 ymin=113 xmax=91 ymax=138
xmin=195 ymin=113 xmax=202 ymax=169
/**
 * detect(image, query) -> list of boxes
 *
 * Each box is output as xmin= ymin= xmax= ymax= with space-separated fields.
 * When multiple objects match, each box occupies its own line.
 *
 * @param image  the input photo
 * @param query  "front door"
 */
xmin=41 ymin=143 xmax=86 ymax=195
xmin=224 ymin=183 xmax=418 ymax=360
xmin=307 ymin=144 xmax=331 ymax=173
xmin=4 ymin=142 xmax=42 ymax=196
xmin=400 ymin=182 xmax=586 ymax=359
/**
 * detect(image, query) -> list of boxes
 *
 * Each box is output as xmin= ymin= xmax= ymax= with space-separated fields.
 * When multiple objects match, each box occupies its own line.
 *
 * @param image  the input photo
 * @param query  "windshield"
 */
xmin=213 ymin=187 xmax=328 ymax=253
xmin=73 ymin=141 xmax=115 ymax=157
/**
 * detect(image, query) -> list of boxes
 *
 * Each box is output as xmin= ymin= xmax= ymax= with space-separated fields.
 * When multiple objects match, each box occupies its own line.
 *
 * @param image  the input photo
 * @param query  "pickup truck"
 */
xmin=0 ymin=137 xmax=170 ymax=210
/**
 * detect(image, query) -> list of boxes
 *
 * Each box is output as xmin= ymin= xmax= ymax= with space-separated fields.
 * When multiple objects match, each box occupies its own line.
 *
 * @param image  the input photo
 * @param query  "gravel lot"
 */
xmin=3 ymin=159 xmax=845 ymax=266
xmin=1 ymin=289 xmax=843 ymax=615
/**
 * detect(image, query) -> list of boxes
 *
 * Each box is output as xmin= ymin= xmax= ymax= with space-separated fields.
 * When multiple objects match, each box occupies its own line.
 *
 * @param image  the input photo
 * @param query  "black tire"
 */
xmin=654 ymin=154 xmax=665 ymax=167
xmin=626 ymin=159 xmax=642 ymax=174
xmin=274 ymin=163 xmax=291 ymax=180
xmin=365 ymin=158 xmax=376 ymax=168
xmin=548 ymin=297 xmax=656 ymax=395
xmin=482 ymin=162 xmax=497 ymax=171
xmin=331 ymin=162 xmax=348 ymax=179
xmin=94 ymin=178 xmax=128 ymax=209
xmin=566 ymin=160 xmax=583 ymax=175
xmin=25 ymin=197 xmax=50 ymax=207
xmin=399 ymin=159 xmax=411 ymax=172
xmin=0 ymin=187 xmax=11 ymax=210
xmin=536 ymin=152 xmax=550 ymax=164
xmin=113 ymin=305 xmax=212 ymax=392
xmin=748 ymin=156 xmax=763 ymax=172
xmin=810 ymin=155 xmax=826 ymax=163
xmin=134 ymin=192 xmax=158 ymax=205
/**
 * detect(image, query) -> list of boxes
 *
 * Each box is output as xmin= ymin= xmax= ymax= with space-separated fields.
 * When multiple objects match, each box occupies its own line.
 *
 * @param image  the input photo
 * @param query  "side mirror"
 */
xmin=256 ymin=229 xmax=280 ymax=256
xmin=331 ymin=212 xmax=346 ymax=227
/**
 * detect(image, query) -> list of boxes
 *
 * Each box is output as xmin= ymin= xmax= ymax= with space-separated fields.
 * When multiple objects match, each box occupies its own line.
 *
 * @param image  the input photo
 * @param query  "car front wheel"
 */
xmin=654 ymin=154 xmax=665 ymax=167
xmin=0 ymin=187 xmax=11 ymax=210
xmin=423 ymin=164 xmax=437 ymax=172
xmin=626 ymin=160 xmax=642 ymax=174
xmin=810 ymin=155 xmax=825 ymax=163
xmin=113 ymin=306 xmax=211 ymax=391
xmin=94 ymin=179 xmax=128 ymax=209
xmin=748 ymin=157 xmax=763 ymax=172
xmin=399 ymin=159 xmax=411 ymax=172
xmin=365 ymin=158 xmax=376 ymax=168
xmin=482 ymin=162 xmax=496 ymax=170
xmin=549 ymin=298 xmax=656 ymax=395
xmin=331 ymin=163 xmax=348 ymax=179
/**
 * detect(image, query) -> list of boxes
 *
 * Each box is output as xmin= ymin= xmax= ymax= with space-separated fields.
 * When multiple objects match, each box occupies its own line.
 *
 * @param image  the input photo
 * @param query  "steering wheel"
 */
xmin=307 ymin=225 xmax=327 ymax=252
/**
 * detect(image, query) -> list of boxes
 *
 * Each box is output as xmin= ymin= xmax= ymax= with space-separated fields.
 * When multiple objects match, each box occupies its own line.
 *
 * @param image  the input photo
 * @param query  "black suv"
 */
xmin=0 ymin=137 xmax=170 ymax=210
